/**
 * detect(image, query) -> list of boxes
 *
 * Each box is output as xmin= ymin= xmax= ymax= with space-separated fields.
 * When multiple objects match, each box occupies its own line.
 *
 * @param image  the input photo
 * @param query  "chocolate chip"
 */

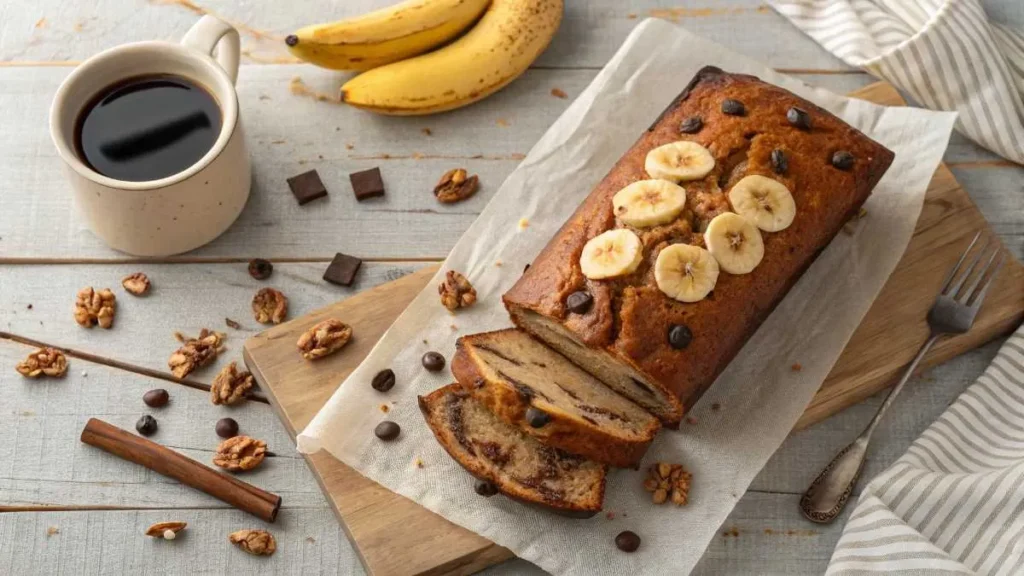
xmin=287 ymin=169 xmax=328 ymax=205
xmin=668 ymin=324 xmax=693 ymax=350
xmin=248 ymin=258 xmax=273 ymax=280
xmin=216 ymin=417 xmax=239 ymax=439
xmin=323 ymin=252 xmax=362 ymax=286
xmin=525 ymin=407 xmax=550 ymax=428
xmin=422 ymin=351 xmax=445 ymax=372
xmin=374 ymin=421 xmax=401 ymax=441
xmin=770 ymin=149 xmax=788 ymax=175
xmin=372 ymin=369 xmax=396 ymax=392
xmin=136 ymin=415 xmax=158 ymax=436
xmin=679 ymin=116 xmax=703 ymax=134
xmin=721 ymin=99 xmax=745 ymax=116
xmin=787 ymin=107 xmax=811 ymax=130
xmin=143 ymin=389 xmax=169 ymax=408
xmin=566 ymin=291 xmax=593 ymax=314
xmin=832 ymin=151 xmax=855 ymax=170
xmin=285 ymin=34 xmax=298 ymax=47
xmin=349 ymin=167 xmax=386 ymax=201
xmin=615 ymin=531 xmax=641 ymax=552
xmin=474 ymin=479 xmax=499 ymax=497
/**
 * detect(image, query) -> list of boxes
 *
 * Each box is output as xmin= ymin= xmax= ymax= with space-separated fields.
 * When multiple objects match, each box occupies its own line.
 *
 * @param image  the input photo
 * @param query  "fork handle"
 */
xmin=861 ymin=333 xmax=941 ymax=440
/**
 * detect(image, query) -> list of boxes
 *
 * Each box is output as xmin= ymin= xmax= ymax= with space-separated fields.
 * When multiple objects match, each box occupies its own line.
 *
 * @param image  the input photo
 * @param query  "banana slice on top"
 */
xmin=728 ymin=175 xmax=796 ymax=232
xmin=655 ymin=244 xmax=719 ymax=303
xmin=580 ymin=229 xmax=644 ymax=280
xmin=612 ymin=180 xmax=687 ymax=228
xmin=704 ymin=212 xmax=764 ymax=274
xmin=645 ymin=141 xmax=715 ymax=182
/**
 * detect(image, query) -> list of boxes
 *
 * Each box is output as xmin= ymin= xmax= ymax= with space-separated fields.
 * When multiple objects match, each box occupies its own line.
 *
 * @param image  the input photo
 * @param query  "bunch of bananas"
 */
xmin=286 ymin=0 xmax=564 ymax=115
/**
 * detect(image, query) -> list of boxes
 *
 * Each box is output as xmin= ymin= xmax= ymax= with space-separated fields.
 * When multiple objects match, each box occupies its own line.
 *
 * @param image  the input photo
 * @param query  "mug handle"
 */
xmin=181 ymin=15 xmax=240 ymax=84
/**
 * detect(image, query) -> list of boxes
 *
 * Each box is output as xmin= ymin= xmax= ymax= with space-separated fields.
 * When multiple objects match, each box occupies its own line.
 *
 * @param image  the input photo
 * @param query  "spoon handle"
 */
xmin=799 ymin=436 xmax=868 ymax=523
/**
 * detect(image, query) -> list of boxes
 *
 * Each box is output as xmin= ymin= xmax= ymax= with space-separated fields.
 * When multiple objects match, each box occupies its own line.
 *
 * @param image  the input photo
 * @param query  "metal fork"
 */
xmin=799 ymin=231 xmax=1005 ymax=523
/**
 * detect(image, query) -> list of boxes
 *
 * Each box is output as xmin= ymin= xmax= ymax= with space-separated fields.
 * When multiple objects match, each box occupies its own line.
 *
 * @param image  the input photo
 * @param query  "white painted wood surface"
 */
xmin=1 ymin=0 xmax=1022 ymax=574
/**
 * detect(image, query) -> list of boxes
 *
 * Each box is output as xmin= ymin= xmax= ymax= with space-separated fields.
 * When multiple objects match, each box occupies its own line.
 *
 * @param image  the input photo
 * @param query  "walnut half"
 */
xmin=213 ymin=435 xmax=267 ymax=472
xmin=168 ymin=329 xmax=226 ymax=379
xmin=74 ymin=287 xmax=116 ymax=329
xmin=229 ymin=529 xmax=276 ymax=556
xmin=210 ymin=361 xmax=254 ymax=405
xmin=16 ymin=347 xmax=68 ymax=378
xmin=252 ymin=288 xmax=288 ymax=324
xmin=121 ymin=272 xmax=151 ymax=296
xmin=438 ymin=270 xmax=476 ymax=312
xmin=296 ymin=318 xmax=353 ymax=360
xmin=643 ymin=462 xmax=692 ymax=506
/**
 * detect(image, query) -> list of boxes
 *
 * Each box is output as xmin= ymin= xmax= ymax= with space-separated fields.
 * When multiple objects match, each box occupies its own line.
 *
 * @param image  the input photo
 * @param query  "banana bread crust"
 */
xmin=503 ymin=66 xmax=895 ymax=425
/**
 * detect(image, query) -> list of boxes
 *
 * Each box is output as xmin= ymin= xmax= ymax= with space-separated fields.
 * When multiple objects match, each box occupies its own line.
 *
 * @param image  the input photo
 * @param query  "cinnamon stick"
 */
xmin=80 ymin=418 xmax=281 ymax=522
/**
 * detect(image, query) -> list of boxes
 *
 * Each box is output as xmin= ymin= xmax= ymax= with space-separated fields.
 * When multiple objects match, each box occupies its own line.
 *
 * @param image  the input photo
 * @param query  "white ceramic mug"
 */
xmin=49 ymin=16 xmax=251 ymax=257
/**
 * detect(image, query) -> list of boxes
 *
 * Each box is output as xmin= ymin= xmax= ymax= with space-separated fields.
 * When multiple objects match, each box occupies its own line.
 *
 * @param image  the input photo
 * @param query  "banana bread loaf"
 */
xmin=451 ymin=329 xmax=660 ymax=468
xmin=419 ymin=384 xmax=606 ymax=517
xmin=504 ymin=66 xmax=895 ymax=426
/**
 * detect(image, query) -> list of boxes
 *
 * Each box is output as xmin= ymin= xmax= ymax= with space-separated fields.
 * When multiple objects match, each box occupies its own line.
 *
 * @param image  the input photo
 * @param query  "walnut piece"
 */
xmin=296 ymin=318 xmax=352 ymax=360
xmin=74 ymin=287 xmax=116 ymax=329
xmin=121 ymin=272 xmax=151 ymax=296
xmin=438 ymin=270 xmax=476 ymax=311
xmin=229 ymin=529 xmax=276 ymax=556
xmin=433 ymin=168 xmax=479 ymax=204
xmin=252 ymin=288 xmax=288 ymax=324
xmin=210 ymin=361 xmax=255 ymax=405
xmin=213 ymin=435 xmax=267 ymax=472
xmin=643 ymin=462 xmax=692 ymax=506
xmin=145 ymin=521 xmax=187 ymax=539
xmin=16 ymin=347 xmax=68 ymax=378
xmin=168 ymin=329 xmax=226 ymax=379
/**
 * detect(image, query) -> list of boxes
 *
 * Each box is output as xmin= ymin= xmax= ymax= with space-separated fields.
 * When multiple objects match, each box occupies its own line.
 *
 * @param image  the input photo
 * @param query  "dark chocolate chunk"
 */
xmin=143 ymin=389 xmax=169 ymax=408
xmin=721 ymin=99 xmax=745 ymax=116
xmin=287 ymin=169 xmax=328 ymax=205
xmin=374 ymin=420 xmax=401 ymax=441
xmin=668 ymin=324 xmax=693 ymax=350
xmin=525 ymin=407 xmax=550 ymax=428
xmin=832 ymin=151 xmax=855 ymax=170
xmin=566 ymin=291 xmax=593 ymax=314
xmin=422 ymin=351 xmax=445 ymax=372
xmin=787 ymin=107 xmax=811 ymax=130
xmin=679 ymin=116 xmax=703 ymax=134
xmin=216 ymin=417 xmax=239 ymax=438
xmin=474 ymin=479 xmax=499 ymax=497
xmin=136 ymin=415 xmax=158 ymax=436
xmin=323 ymin=252 xmax=362 ymax=286
xmin=248 ymin=258 xmax=273 ymax=280
xmin=372 ymin=369 xmax=396 ymax=392
xmin=349 ymin=167 xmax=385 ymax=201
xmin=770 ymin=149 xmax=788 ymax=175
xmin=615 ymin=531 xmax=641 ymax=552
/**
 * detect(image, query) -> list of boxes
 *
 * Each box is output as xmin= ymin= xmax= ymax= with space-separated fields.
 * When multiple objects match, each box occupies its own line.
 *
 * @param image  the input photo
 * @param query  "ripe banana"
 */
xmin=728 ymin=175 xmax=796 ymax=232
xmin=655 ymin=244 xmax=719 ymax=303
xmin=704 ymin=212 xmax=764 ymax=275
xmin=285 ymin=0 xmax=491 ymax=71
xmin=341 ymin=0 xmax=564 ymax=115
xmin=580 ymin=229 xmax=643 ymax=280
xmin=612 ymin=180 xmax=687 ymax=228
xmin=645 ymin=141 xmax=716 ymax=182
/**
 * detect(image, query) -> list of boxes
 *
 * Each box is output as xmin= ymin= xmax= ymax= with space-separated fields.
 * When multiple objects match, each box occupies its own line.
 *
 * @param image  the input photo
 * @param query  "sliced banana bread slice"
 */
xmin=419 ymin=384 xmax=606 ymax=517
xmin=451 ymin=329 xmax=660 ymax=469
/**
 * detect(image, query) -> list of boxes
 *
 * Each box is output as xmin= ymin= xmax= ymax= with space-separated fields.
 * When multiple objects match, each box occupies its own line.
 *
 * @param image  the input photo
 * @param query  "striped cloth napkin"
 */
xmin=825 ymin=325 xmax=1024 ymax=574
xmin=769 ymin=0 xmax=1024 ymax=165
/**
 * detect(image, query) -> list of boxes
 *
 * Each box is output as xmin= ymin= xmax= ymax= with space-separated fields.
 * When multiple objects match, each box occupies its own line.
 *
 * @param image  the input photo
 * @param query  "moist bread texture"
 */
xmin=503 ymin=66 xmax=895 ymax=426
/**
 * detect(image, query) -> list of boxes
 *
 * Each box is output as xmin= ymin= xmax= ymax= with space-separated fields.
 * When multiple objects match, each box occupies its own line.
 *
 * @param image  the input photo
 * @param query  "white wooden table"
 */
xmin=1 ymin=1 xmax=1021 ymax=574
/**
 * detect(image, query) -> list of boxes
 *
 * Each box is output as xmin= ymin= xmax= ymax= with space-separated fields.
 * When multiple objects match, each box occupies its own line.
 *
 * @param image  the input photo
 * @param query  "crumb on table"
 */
xmin=791 ymin=363 xmax=802 ymax=372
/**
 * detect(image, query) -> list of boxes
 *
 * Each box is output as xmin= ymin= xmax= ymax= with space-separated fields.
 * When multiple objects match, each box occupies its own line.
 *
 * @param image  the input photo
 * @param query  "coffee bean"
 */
xmin=143 ymin=388 xmax=169 ymax=408
xmin=832 ymin=151 xmax=855 ymax=170
xmin=422 ymin=351 xmax=445 ymax=372
xmin=786 ymin=107 xmax=811 ymax=130
xmin=770 ymin=149 xmax=788 ymax=175
xmin=474 ymin=479 xmax=499 ymax=497
xmin=525 ymin=407 xmax=550 ymax=428
xmin=136 ymin=415 xmax=158 ymax=436
xmin=215 ymin=418 xmax=239 ymax=438
xmin=721 ymin=99 xmax=745 ymax=116
xmin=566 ymin=291 xmax=593 ymax=314
xmin=668 ymin=324 xmax=693 ymax=350
xmin=615 ymin=531 xmax=641 ymax=553
xmin=248 ymin=258 xmax=273 ymax=280
xmin=372 ymin=369 xmax=396 ymax=392
xmin=679 ymin=116 xmax=703 ymax=134
xmin=375 ymin=421 xmax=401 ymax=441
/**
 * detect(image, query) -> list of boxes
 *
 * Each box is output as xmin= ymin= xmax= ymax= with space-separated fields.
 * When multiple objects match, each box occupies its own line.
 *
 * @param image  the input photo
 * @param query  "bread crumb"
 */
xmin=764 ymin=528 xmax=775 ymax=535
xmin=318 ymin=154 xmax=324 ymax=160
xmin=605 ymin=511 xmax=615 ymax=520
xmin=379 ymin=404 xmax=389 ymax=413
xmin=305 ymin=536 xmax=316 ymax=543
xmin=551 ymin=88 xmax=568 ymax=99
xmin=722 ymin=526 xmax=740 ymax=538
xmin=711 ymin=402 xmax=721 ymax=411
xmin=46 ymin=526 xmax=59 ymax=536
xmin=421 ymin=128 xmax=432 ymax=136
xmin=270 ymin=139 xmax=286 ymax=145
xmin=259 ymin=94 xmax=271 ymax=101
xmin=496 ymin=118 xmax=510 ymax=127
xmin=791 ymin=363 xmax=802 ymax=372
xmin=422 ymin=339 xmax=429 ymax=345
xmin=450 ymin=324 xmax=458 ymax=331
xmin=627 ymin=13 xmax=637 ymax=19
xmin=494 ymin=260 xmax=503 ymax=267
xmin=344 ymin=143 xmax=354 ymax=150
xmin=415 ymin=458 xmax=425 ymax=469
xmin=412 ymin=152 xmax=424 ymax=160
xmin=518 ymin=218 xmax=529 ymax=230
xmin=73 ymin=22 xmax=84 ymax=32
xmin=34 ymin=16 xmax=47 ymax=28
xmin=685 ymin=416 xmax=697 ymax=425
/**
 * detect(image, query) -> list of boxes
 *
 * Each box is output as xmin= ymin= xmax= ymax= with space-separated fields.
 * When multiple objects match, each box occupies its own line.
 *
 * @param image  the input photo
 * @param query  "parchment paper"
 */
xmin=298 ymin=19 xmax=957 ymax=575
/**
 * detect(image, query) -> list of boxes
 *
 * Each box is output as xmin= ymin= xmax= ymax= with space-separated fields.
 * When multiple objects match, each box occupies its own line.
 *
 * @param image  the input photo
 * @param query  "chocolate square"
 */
xmin=349 ymin=167 xmax=385 ymax=201
xmin=287 ymin=170 xmax=328 ymax=205
xmin=323 ymin=252 xmax=362 ymax=286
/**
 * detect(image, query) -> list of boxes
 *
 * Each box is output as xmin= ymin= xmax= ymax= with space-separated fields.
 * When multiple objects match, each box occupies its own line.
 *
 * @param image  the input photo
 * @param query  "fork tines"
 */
xmin=940 ymin=231 xmax=1005 ymax=308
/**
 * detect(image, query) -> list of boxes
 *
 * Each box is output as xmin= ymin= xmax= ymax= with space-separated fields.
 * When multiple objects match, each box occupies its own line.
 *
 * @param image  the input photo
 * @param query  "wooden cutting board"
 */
xmin=243 ymin=82 xmax=1024 ymax=576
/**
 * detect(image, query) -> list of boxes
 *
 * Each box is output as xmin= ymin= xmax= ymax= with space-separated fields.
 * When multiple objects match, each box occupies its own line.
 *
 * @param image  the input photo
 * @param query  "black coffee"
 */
xmin=75 ymin=74 xmax=221 ymax=182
